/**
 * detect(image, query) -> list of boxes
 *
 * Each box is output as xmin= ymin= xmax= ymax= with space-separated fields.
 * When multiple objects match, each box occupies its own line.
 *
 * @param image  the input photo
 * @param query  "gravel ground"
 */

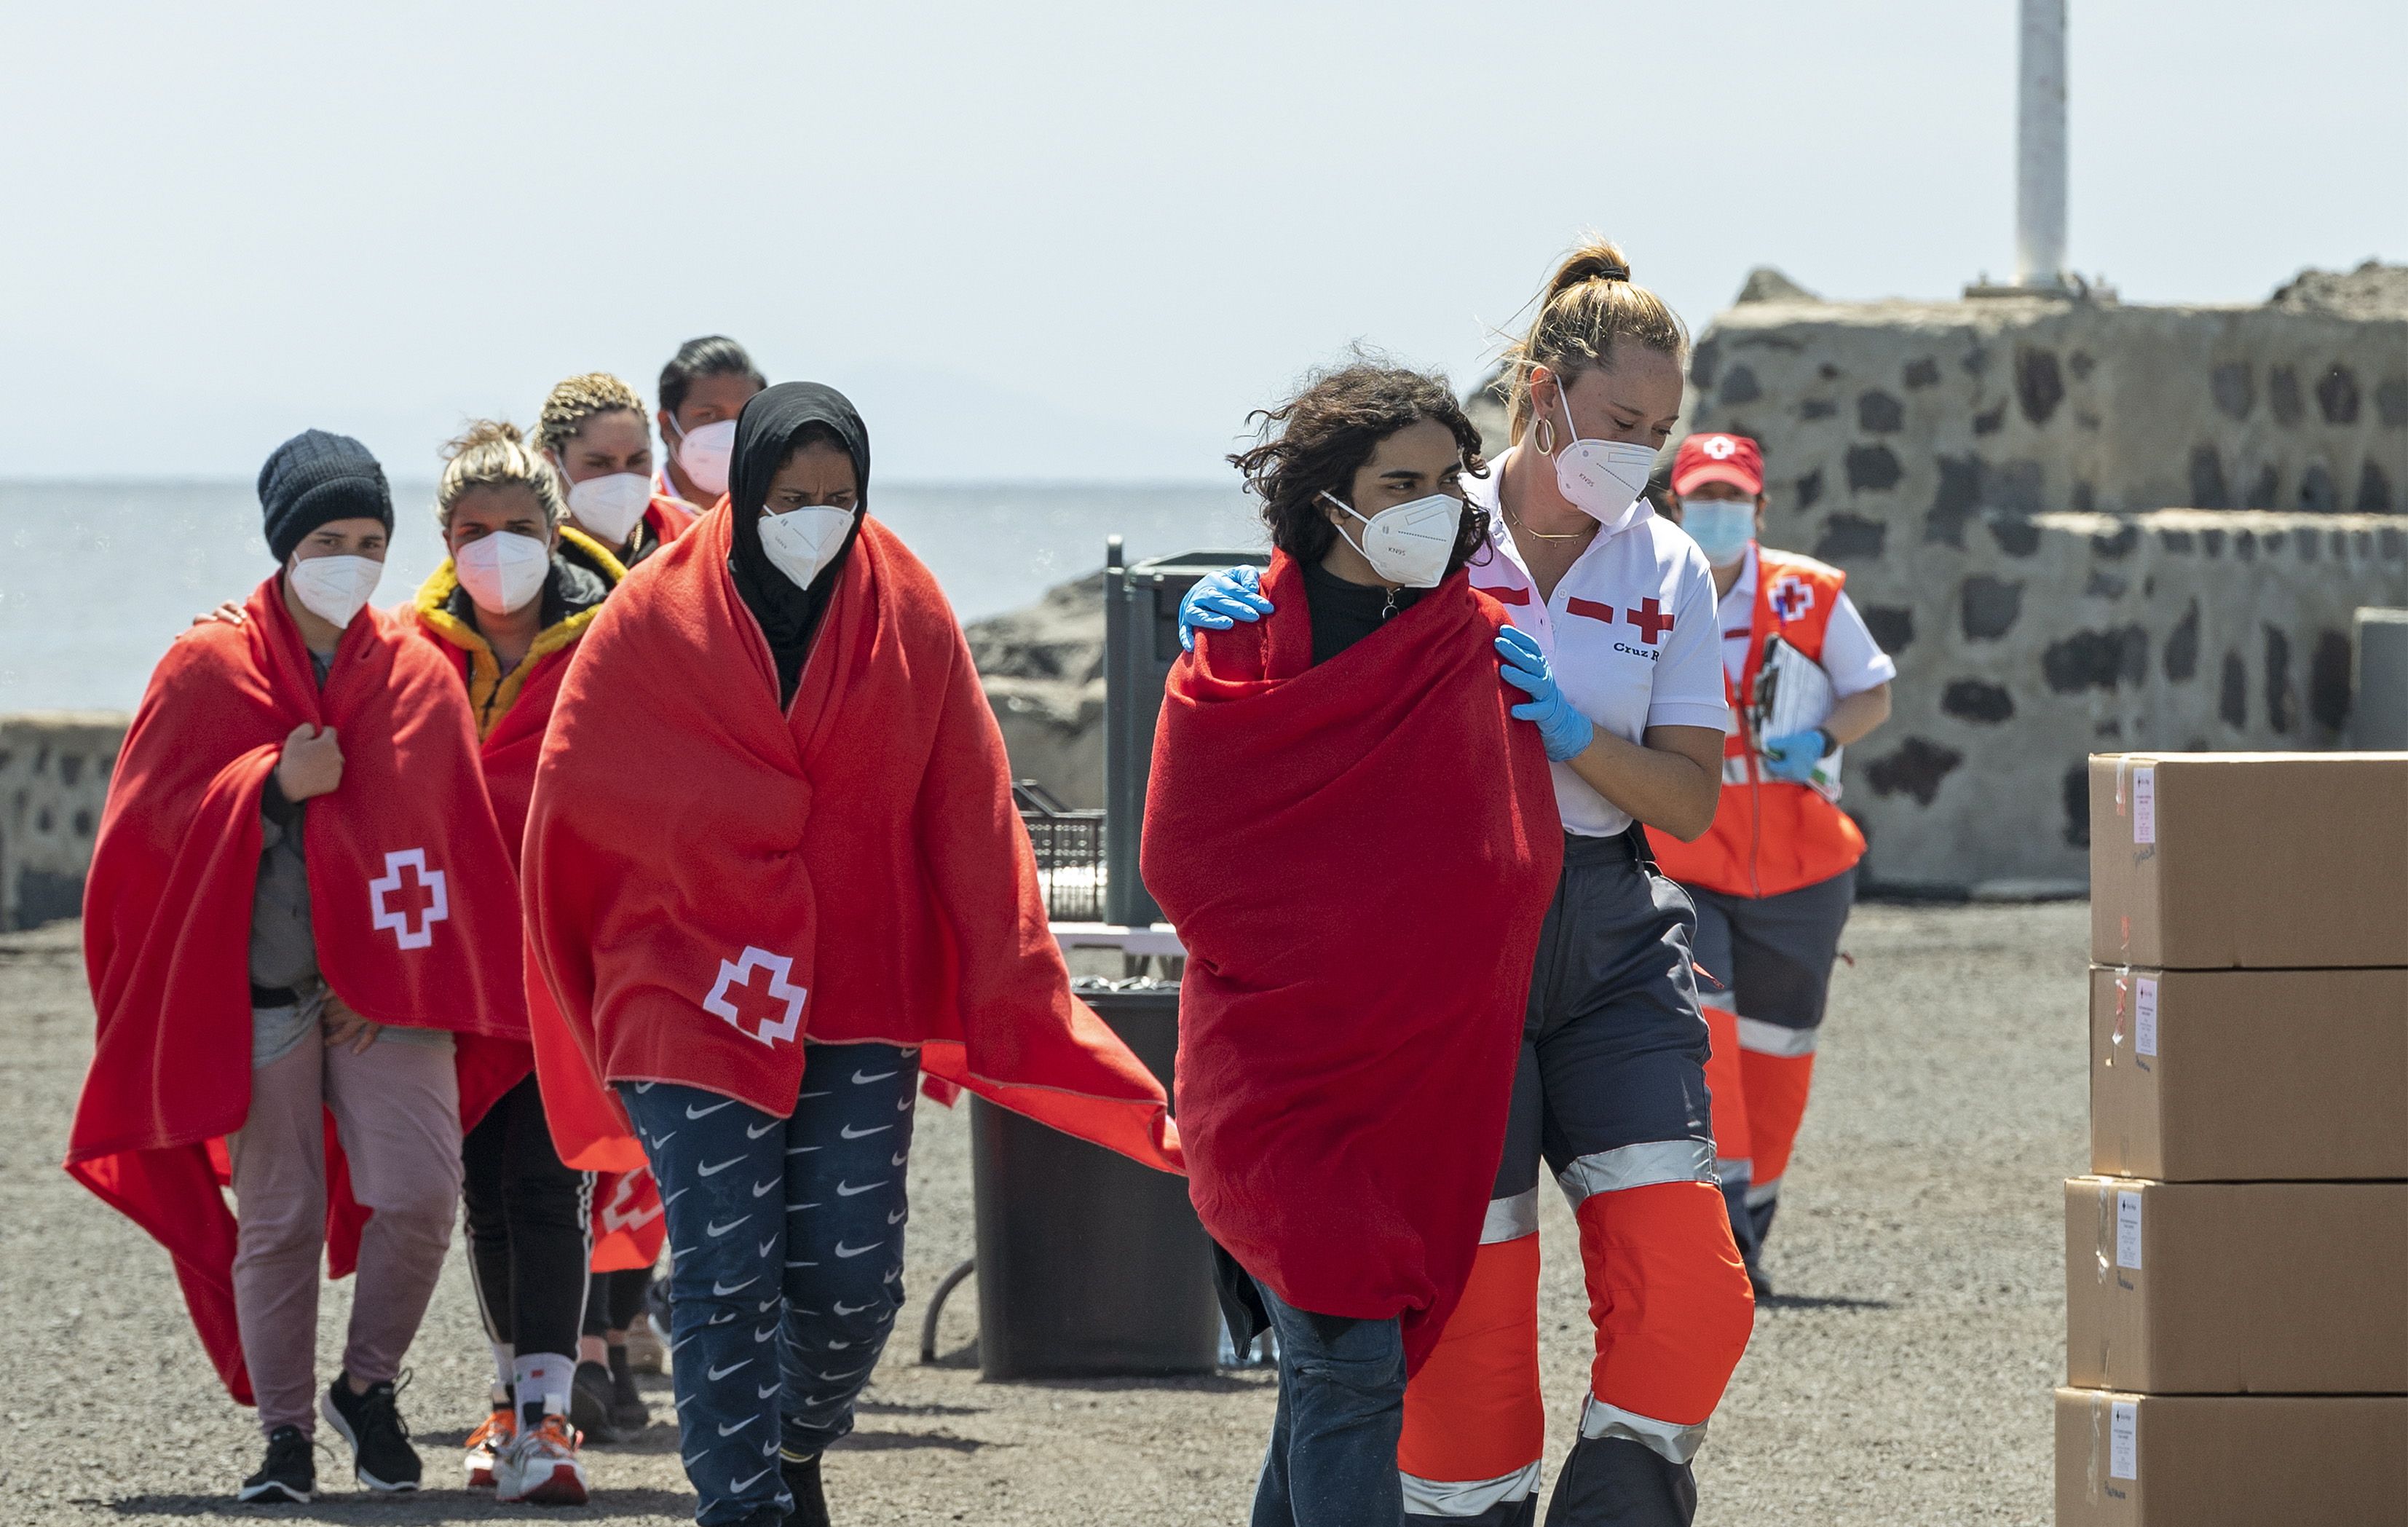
xmin=0 ymin=901 xmax=2087 ymax=1526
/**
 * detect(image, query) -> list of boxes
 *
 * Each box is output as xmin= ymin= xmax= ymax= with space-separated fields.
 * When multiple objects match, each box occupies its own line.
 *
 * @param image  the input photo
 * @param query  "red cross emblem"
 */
xmin=1625 ymin=598 xmax=1676 ymax=643
xmin=1772 ymin=576 xmax=1816 ymax=622
xmin=703 ymin=946 xmax=809 ymax=1047
xmin=369 ymin=849 xmax=448 ymax=950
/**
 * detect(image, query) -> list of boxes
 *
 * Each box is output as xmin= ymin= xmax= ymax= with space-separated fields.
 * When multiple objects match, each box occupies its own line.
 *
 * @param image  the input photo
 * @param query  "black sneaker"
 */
xmin=569 ymin=1360 xmax=626 ymax=1444
xmin=237 ymin=1424 xmax=314 ymax=1504
xmin=606 ymin=1346 xmax=652 ymax=1435
xmin=320 ymin=1371 xmax=422 ymax=1491
xmin=783 ymin=1451 xmax=830 ymax=1527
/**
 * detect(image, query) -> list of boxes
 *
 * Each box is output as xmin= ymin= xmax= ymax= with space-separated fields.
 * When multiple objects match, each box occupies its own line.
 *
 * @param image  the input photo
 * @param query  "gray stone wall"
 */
xmin=1 ymin=713 xmax=125 ymax=929
xmin=1689 ymin=283 xmax=2407 ymax=528
xmin=1832 ymin=509 xmax=2407 ymax=891
xmin=1672 ymin=272 xmax=2408 ymax=890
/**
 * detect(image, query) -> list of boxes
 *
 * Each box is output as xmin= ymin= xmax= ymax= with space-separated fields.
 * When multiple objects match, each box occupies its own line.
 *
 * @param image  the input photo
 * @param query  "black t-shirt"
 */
xmin=1300 ymin=559 xmax=1423 ymax=666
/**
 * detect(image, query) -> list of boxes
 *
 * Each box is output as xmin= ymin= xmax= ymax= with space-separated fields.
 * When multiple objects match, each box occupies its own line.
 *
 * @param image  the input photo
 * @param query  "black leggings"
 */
xmin=462 ymin=1074 xmax=591 ymax=1362
xmin=582 ymin=1267 xmax=651 ymax=1338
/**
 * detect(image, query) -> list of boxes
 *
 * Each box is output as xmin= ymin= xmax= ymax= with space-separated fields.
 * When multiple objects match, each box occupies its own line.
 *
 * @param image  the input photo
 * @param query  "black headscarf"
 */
xmin=727 ymin=382 xmax=869 ymax=703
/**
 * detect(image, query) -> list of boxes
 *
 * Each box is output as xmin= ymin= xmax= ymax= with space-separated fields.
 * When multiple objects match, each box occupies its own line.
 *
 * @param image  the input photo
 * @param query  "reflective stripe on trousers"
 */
xmin=1557 ymin=1137 xmax=1718 ymax=1206
xmin=1579 ymin=1392 xmax=1712 ymax=1467
xmin=1737 ymin=1017 xmax=1819 ymax=1057
xmin=1482 ymin=1187 xmax=1539 ymax=1244
xmin=1402 ymin=1461 xmax=1543 ymax=1520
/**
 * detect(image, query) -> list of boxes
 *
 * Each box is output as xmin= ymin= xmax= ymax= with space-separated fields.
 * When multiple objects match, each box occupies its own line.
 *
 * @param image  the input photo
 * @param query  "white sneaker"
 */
xmin=493 ymin=1414 xmax=588 ymax=1506
xmin=463 ymin=1404 xmax=513 ymax=1488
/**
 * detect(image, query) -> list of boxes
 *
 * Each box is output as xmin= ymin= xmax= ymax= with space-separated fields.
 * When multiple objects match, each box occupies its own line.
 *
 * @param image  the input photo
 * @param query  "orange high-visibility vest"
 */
xmin=1649 ymin=547 xmax=1866 ymax=899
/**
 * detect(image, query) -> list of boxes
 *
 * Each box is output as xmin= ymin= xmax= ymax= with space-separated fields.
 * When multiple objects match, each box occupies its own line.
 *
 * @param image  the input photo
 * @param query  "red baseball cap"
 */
xmin=1671 ymin=433 xmax=1764 ymax=497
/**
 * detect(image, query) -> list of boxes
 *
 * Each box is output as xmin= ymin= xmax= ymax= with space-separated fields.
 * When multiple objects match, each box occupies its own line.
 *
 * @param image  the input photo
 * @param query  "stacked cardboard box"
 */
xmin=2064 ymin=754 xmax=2408 ymax=1526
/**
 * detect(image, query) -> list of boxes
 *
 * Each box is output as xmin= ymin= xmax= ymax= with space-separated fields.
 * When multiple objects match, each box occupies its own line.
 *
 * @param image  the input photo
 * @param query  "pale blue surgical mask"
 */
xmin=1681 ymin=499 xmax=1756 ymax=567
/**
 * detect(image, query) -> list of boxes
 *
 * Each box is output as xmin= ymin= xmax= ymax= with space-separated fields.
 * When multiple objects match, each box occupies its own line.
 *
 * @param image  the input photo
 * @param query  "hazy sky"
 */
xmin=5 ymin=1 xmax=2400 ymax=483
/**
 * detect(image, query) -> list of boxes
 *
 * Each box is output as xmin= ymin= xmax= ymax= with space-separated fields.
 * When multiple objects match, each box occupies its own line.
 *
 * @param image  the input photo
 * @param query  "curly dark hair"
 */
xmin=1230 ymin=363 xmax=1490 ymax=575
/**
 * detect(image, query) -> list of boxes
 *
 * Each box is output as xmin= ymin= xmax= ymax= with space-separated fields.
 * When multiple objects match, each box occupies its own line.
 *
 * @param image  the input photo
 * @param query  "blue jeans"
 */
xmin=1252 ymin=1279 xmax=1407 ymax=1527
xmin=619 ymin=1043 xmax=917 ymax=1526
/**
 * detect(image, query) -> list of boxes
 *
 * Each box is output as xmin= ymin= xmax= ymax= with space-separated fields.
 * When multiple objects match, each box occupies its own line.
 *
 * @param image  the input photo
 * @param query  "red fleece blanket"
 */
xmin=1142 ymin=554 xmax=1561 ymax=1370
xmin=67 ymin=580 xmax=529 ymax=1402
xmin=521 ymin=508 xmax=1180 ymax=1175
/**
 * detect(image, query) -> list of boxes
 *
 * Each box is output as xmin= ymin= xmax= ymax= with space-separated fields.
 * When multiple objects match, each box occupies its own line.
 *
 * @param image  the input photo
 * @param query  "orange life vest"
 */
xmin=1649 ymin=547 xmax=1866 ymax=899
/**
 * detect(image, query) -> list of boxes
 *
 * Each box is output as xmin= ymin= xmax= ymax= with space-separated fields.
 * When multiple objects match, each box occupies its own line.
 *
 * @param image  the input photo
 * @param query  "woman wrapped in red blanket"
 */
xmin=520 ymin=380 xmax=1180 ymax=1527
xmin=68 ymin=430 xmax=528 ymax=1505
xmin=1142 ymin=365 xmax=1563 ymax=1527
xmin=408 ymin=411 xmax=639 ymax=1501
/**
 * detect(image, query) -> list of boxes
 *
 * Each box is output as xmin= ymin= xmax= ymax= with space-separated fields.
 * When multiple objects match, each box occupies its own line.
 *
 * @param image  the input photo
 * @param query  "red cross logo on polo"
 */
xmin=1625 ymin=598 xmax=1676 ymax=643
xmin=1772 ymin=576 xmax=1817 ymax=622
xmin=703 ymin=946 xmax=808 ymax=1047
xmin=368 ymin=848 xmax=448 ymax=950
xmin=1701 ymin=435 xmax=1739 ymax=460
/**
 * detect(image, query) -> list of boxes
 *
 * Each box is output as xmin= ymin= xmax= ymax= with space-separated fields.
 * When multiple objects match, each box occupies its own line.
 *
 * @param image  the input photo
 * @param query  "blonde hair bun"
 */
xmin=435 ymin=417 xmax=567 ymax=532
xmin=1502 ymin=236 xmax=1686 ymax=439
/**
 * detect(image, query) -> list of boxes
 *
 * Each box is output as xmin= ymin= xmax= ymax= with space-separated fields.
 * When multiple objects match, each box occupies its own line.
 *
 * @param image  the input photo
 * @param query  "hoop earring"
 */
xmin=1533 ymin=416 xmax=1557 ymax=456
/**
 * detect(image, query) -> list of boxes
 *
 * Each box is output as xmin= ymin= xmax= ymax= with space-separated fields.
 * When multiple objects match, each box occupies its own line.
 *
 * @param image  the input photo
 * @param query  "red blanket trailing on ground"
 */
xmin=1142 ymin=553 xmax=1561 ymax=1371
xmin=521 ymin=508 xmax=1180 ymax=1175
xmin=66 ymin=580 xmax=529 ymax=1402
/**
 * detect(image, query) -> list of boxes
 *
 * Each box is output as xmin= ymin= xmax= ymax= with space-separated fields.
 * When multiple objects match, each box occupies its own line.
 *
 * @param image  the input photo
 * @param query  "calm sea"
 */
xmin=0 ymin=481 xmax=1265 ymax=713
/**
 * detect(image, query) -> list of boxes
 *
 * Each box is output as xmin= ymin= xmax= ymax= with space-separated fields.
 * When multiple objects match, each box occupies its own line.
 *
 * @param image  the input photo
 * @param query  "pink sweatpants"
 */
xmin=227 ymin=1033 xmax=462 ymax=1434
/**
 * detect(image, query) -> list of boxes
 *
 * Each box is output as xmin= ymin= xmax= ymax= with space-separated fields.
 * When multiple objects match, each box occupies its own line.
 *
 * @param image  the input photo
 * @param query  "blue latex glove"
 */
xmin=1177 ymin=565 xmax=1275 ymax=651
xmin=1495 ymin=625 xmax=1595 ymax=762
xmin=1761 ymin=729 xmax=1830 ymax=783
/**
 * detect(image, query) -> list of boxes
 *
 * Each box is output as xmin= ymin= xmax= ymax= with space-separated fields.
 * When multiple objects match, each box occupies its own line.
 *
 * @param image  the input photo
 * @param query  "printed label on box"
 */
xmin=2109 ymin=1400 xmax=2137 ymax=1480
xmin=2116 ymin=1189 xmax=2143 ymax=1269
xmin=2131 ymin=767 xmax=2156 ymax=845
xmin=2135 ymin=978 xmax=2158 ymax=1058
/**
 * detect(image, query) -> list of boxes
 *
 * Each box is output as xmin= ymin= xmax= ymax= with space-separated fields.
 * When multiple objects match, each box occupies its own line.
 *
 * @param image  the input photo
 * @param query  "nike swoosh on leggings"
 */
xmin=746 ymin=1119 xmax=778 ymax=1140
xmin=730 ymin=1468 xmax=772 ymax=1492
xmin=718 ymin=1415 xmax=759 ymax=1436
xmin=852 ymin=1069 xmax=899 ymax=1084
xmin=712 ymin=1275 xmax=759 ymax=1295
xmin=833 ymin=1239 xmax=884 ymax=1258
xmin=834 ymin=1178 xmax=886 ymax=1196
xmin=839 ymin=1123 xmax=892 ymax=1140
xmin=708 ymin=1360 xmax=753 ymax=1381
xmin=698 ymin=1156 xmax=744 ymax=1177
xmin=686 ymin=1098 xmax=737 ymax=1120
xmin=751 ymin=1178 xmax=778 ymax=1197
xmin=706 ymin=1216 xmax=752 ymax=1237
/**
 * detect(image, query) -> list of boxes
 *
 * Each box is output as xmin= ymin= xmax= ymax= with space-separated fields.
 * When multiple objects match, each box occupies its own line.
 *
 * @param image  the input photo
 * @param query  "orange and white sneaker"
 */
xmin=464 ymin=1404 xmax=514 ymax=1488
xmin=494 ymin=1414 xmax=588 ymax=1506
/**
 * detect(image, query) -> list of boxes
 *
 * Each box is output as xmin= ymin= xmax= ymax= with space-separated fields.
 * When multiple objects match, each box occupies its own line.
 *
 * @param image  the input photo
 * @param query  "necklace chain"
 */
xmin=1505 ymin=502 xmax=1592 ymax=542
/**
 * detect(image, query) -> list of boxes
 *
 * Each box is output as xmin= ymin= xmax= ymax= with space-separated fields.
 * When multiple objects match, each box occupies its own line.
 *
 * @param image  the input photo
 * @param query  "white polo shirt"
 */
xmin=1716 ymin=545 xmax=1898 ymax=695
xmin=1464 ymin=452 xmax=1729 ymax=837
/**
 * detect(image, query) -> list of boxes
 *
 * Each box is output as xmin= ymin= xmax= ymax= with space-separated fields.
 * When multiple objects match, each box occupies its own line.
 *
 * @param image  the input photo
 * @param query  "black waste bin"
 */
xmin=970 ymin=979 xmax=1219 ymax=1378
